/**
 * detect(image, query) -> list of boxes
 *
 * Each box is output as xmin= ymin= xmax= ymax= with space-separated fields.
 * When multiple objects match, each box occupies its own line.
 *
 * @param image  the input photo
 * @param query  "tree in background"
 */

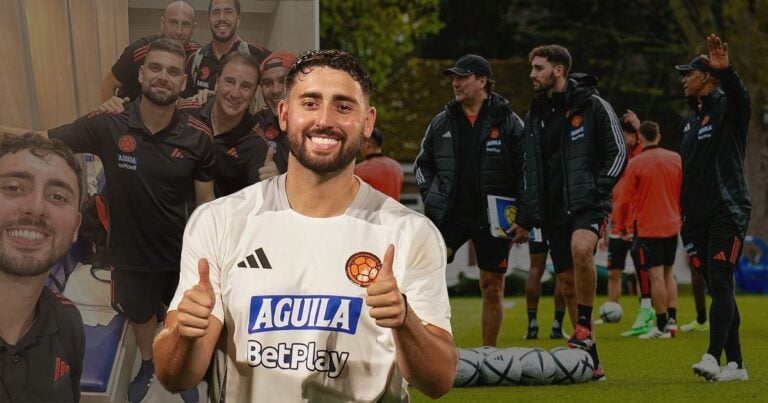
xmin=320 ymin=0 xmax=443 ymax=90
xmin=669 ymin=0 xmax=768 ymax=240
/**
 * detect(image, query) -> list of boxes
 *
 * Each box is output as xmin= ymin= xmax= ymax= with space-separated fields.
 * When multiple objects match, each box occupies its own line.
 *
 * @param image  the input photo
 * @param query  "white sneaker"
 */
xmin=692 ymin=353 xmax=720 ymax=381
xmin=681 ymin=319 xmax=709 ymax=332
xmin=717 ymin=362 xmax=748 ymax=381
xmin=638 ymin=327 xmax=671 ymax=339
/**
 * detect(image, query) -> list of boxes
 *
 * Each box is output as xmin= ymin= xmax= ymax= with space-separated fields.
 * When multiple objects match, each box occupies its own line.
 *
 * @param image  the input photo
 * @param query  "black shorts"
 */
xmin=607 ymin=237 xmax=633 ymax=270
xmin=544 ymin=208 xmax=607 ymax=274
xmin=682 ymin=214 xmax=745 ymax=273
xmin=528 ymin=237 xmax=549 ymax=255
xmin=440 ymin=221 xmax=511 ymax=273
xmin=111 ymin=269 xmax=179 ymax=323
xmin=633 ymin=235 xmax=678 ymax=270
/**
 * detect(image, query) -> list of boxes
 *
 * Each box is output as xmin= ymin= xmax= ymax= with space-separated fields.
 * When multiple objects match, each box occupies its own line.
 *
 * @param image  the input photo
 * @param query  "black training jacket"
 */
xmin=516 ymin=74 xmax=626 ymax=230
xmin=679 ymin=67 xmax=751 ymax=231
xmin=414 ymin=92 xmax=525 ymax=226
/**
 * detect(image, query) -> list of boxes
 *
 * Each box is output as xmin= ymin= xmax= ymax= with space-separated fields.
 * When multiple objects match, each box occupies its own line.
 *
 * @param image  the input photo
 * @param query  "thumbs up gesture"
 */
xmin=177 ymin=258 xmax=216 ymax=339
xmin=366 ymin=245 xmax=408 ymax=328
xmin=258 ymin=146 xmax=279 ymax=181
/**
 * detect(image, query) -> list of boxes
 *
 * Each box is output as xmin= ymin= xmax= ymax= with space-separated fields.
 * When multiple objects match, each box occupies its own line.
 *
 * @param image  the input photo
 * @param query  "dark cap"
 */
xmin=443 ymin=54 xmax=492 ymax=78
xmin=675 ymin=55 xmax=717 ymax=75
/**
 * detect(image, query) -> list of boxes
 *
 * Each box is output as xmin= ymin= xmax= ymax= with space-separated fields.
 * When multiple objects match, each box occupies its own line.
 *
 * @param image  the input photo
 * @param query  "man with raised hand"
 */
xmin=154 ymin=49 xmax=457 ymax=401
xmin=676 ymin=34 xmax=751 ymax=382
xmin=101 ymin=1 xmax=199 ymax=101
xmin=0 ymin=133 xmax=84 ymax=403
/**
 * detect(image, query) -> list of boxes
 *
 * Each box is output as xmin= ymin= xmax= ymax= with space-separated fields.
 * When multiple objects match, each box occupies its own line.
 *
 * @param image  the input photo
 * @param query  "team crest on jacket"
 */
xmin=118 ymin=134 xmax=137 ymax=153
xmin=701 ymin=115 xmax=710 ymax=125
xmin=199 ymin=66 xmax=210 ymax=80
xmin=345 ymin=252 xmax=382 ymax=287
xmin=570 ymin=115 xmax=583 ymax=127
xmin=489 ymin=128 xmax=500 ymax=139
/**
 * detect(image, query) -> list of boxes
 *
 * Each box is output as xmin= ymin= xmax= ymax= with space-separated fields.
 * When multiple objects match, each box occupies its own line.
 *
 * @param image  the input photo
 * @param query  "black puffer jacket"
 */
xmin=679 ymin=67 xmax=750 ymax=231
xmin=414 ymin=93 xmax=525 ymax=226
xmin=516 ymin=74 xmax=626 ymax=230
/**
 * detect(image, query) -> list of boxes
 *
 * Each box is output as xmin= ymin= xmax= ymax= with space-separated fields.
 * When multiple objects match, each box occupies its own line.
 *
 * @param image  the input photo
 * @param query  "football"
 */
xmin=480 ymin=348 xmax=523 ymax=385
xmin=518 ymin=348 xmax=558 ymax=385
xmin=550 ymin=347 xmax=586 ymax=384
xmin=599 ymin=301 xmax=623 ymax=323
xmin=469 ymin=345 xmax=499 ymax=358
xmin=454 ymin=348 xmax=483 ymax=387
xmin=571 ymin=348 xmax=596 ymax=383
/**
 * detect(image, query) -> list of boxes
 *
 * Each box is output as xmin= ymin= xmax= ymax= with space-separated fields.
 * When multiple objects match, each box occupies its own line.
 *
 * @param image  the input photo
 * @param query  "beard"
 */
xmin=211 ymin=22 xmax=236 ymax=43
xmin=287 ymin=125 xmax=362 ymax=174
xmin=0 ymin=217 xmax=70 ymax=278
xmin=142 ymin=78 xmax=180 ymax=106
xmin=533 ymin=71 xmax=556 ymax=94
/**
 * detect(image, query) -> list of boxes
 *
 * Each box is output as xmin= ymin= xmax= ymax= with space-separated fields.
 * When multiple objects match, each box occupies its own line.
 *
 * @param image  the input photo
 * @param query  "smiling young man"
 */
xmin=154 ymin=49 xmax=457 ymax=402
xmin=0 ymin=38 xmax=215 ymax=403
xmin=414 ymin=54 xmax=525 ymax=348
xmin=183 ymin=0 xmax=271 ymax=98
xmin=676 ymin=34 xmax=751 ymax=382
xmin=0 ymin=133 xmax=84 ymax=402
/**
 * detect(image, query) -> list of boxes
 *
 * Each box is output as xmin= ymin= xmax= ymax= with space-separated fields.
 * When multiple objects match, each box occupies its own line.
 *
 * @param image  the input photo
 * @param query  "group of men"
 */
xmin=0 ymin=4 xmax=752 ymax=401
xmin=415 ymin=33 xmax=751 ymax=383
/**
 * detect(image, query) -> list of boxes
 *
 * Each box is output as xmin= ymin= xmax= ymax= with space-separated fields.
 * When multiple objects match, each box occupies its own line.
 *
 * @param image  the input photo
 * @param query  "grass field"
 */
xmin=411 ymin=293 xmax=768 ymax=402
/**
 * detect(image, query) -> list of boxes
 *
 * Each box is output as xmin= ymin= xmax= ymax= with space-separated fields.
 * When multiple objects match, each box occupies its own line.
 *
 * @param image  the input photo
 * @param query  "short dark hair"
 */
xmin=208 ymin=0 xmax=240 ymax=15
xmin=620 ymin=117 xmax=637 ymax=133
xmin=286 ymin=50 xmax=375 ymax=100
xmin=220 ymin=52 xmax=261 ymax=82
xmin=369 ymin=128 xmax=383 ymax=147
xmin=147 ymin=37 xmax=187 ymax=62
xmin=639 ymin=120 xmax=660 ymax=142
xmin=528 ymin=44 xmax=572 ymax=75
xmin=0 ymin=132 xmax=83 ymax=202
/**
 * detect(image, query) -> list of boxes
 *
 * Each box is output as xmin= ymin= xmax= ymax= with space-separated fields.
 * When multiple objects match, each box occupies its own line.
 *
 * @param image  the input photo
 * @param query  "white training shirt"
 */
xmin=169 ymin=174 xmax=451 ymax=402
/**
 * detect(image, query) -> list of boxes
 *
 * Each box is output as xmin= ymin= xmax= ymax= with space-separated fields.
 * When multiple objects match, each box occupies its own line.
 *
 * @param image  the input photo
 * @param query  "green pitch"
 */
xmin=411 ymin=294 xmax=768 ymax=402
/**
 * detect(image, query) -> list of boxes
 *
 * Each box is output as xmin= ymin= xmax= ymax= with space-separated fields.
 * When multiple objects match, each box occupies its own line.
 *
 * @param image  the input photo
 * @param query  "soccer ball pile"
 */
xmin=454 ymin=346 xmax=594 ymax=387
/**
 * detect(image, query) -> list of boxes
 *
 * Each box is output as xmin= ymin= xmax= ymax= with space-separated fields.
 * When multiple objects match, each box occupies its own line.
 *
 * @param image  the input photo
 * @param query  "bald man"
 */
xmin=101 ymin=1 xmax=199 ymax=101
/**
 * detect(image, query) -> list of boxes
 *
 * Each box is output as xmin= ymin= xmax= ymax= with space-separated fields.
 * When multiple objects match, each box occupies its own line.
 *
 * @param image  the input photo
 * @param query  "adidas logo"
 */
xmin=442 ymin=131 xmax=452 ymax=138
xmin=237 ymin=248 xmax=272 ymax=269
xmin=170 ymin=148 xmax=184 ymax=158
xmin=54 ymin=357 xmax=70 ymax=381
xmin=227 ymin=147 xmax=238 ymax=158
xmin=713 ymin=250 xmax=727 ymax=262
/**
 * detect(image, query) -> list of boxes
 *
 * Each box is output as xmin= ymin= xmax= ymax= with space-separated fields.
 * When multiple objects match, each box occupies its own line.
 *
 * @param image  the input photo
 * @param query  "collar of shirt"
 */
xmin=0 ymin=288 xmax=59 ymax=353
xmin=127 ymin=97 xmax=183 ymax=136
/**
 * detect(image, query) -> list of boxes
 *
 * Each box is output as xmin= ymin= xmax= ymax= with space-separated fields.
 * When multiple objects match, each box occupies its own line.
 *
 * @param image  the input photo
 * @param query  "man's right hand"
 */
xmin=176 ymin=258 xmax=215 ymax=339
xmin=98 ymin=96 xmax=128 ymax=114
xmin=188 ymin=89 xmax=216 ymax=105
xmin=508 ymin=224 xmax=529 ymax=244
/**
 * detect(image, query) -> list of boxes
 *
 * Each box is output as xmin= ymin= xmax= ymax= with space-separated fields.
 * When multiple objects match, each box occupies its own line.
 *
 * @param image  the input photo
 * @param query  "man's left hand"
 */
xmin=366 ymin=245 xmax=407 ymax=328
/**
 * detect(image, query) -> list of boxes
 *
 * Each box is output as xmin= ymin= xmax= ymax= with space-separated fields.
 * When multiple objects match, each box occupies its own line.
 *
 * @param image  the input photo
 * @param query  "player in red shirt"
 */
xmin=616 ymin=121 xmax=682 ymax=339
xmin=354 ymin=128 xmax=403 ymax=200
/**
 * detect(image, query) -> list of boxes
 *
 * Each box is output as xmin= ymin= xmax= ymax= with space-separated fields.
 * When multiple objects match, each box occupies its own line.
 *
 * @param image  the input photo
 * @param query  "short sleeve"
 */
xmin=195 ymin=136 xmax=216 ymax=182
xmin=48 ymin=113 xmax=105 ymax=155
xmin=168 ymin=204 xmax=225 ymax=322
xmin=397 ymin=217 xmax=452 ymax=334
